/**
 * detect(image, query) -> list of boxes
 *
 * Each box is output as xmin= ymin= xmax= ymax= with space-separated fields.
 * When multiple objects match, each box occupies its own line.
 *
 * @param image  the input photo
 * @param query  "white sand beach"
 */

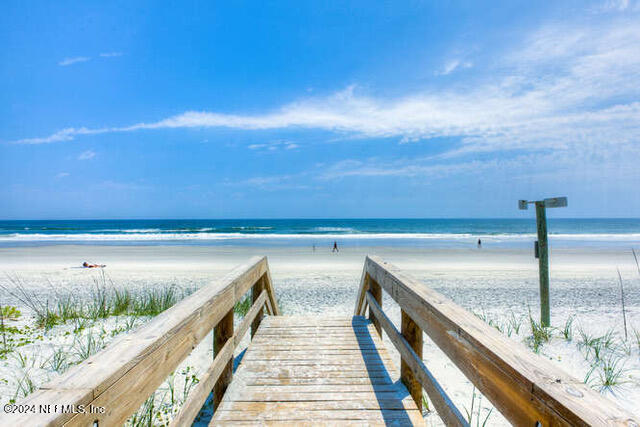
xmin=1 ymin=244 xmax=639 ymax=424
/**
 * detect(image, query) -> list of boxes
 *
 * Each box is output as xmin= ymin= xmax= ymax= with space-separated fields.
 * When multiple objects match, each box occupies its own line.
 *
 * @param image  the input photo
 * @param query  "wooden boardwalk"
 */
xmin=212 ymin=315 xmax=423 ymax=425
xmin=6 ymin=256 xmax=639 ymax=427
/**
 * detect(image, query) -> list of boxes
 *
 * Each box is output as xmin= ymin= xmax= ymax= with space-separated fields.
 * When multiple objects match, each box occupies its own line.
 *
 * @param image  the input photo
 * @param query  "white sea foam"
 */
xmin=1 ymin=232 xmax=640 ymax=242
xmin=311 ymin=227 xmax=356 ymax=232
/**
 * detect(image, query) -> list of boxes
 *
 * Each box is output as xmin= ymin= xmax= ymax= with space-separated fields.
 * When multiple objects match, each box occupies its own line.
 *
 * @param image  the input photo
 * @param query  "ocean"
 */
xmin=1 ymin=218 xmax=639 ymax=248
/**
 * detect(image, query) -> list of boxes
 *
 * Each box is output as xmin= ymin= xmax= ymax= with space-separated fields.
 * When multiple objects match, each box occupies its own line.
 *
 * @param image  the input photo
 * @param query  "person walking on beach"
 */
xmin=477 ymin=239 xmax=482 ymax=249
xmin=332 ymin=241 xmax=339 ymax=252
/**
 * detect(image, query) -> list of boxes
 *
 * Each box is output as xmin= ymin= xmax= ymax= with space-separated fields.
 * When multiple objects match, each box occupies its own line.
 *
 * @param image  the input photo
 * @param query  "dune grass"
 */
xmin=527 ymin=310 xmax=554 ymax=353
xmin=234 ymin=294 xmax=252 ymax=317
xmin=0 ymin=273 xmax=193 ymax=332
xmin=562 ymin=316 xmax=574 ymax=341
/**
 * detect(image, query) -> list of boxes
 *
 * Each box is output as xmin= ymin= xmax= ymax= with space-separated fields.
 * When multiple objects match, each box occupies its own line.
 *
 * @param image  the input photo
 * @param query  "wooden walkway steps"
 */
xmin=211 ymin=315 xmax=423 ymax=425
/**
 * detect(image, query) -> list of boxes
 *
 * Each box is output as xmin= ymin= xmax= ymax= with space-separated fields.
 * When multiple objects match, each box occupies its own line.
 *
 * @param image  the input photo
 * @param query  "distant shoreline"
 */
xmin=1 ymin=218 xmax=639 ymax=248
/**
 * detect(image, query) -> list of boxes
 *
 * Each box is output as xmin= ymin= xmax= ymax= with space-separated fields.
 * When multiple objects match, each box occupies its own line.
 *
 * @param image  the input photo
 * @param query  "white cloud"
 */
xmin=78 ymin=150 xmax=96 ymax=160
xmin=435 ymin=59 xmax=473 ymax=76
xmin=55 ymin=172 xmax=70 ymax=178
xmin=58 ymin=56 xmax=91 ymax=66
xmin=247 ymin=141 xmax=299 ymax=151
xmin=17 ymin=11 xmax=640 ymax=163
xmin=99 ymin=52 xmax=123 ymax=58
xmin=228 ymin=174 xmax=311 ymax=191
xmin=320 ymin=143 xmax=640 ymax=183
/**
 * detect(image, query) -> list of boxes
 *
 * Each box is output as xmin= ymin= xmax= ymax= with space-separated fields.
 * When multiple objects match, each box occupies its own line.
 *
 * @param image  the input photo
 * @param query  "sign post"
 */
xmin=519 ymin=196 xmax=567 ymax=327
xmin=535 ymin=201 xmax=550 ymax=326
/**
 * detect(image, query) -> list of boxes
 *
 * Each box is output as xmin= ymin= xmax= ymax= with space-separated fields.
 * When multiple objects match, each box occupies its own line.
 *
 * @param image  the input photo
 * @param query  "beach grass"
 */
xmin=562 ymin=316 xmax=574 ymax=341
xmin=234 ymin=294 xmax=252 ymax=317
xmin=0 ymin=272 xmax=198 ymax=410
xmin=527 ymin=310 xmax=553 ymax=353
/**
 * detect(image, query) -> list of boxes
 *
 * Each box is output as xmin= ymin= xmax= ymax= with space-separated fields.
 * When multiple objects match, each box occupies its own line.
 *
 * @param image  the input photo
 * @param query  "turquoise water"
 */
xmin=1 ymin=219 xmax=639 ymax=248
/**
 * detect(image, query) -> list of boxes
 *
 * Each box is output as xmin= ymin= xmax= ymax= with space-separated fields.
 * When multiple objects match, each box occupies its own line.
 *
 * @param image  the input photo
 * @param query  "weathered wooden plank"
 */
xmin=366 ymin=291 xmax=467 ymax=427
xmin=262 ymin=265 xmax=281 ymax=316
xmin=213 ymin=409 xmax=422 ymax=423
xmin=245 ymin=348 xmax=386 ymax=355
xmin=248 ymin=344 xmax=381 ymax=350
xmin=3 ymin=256 xmax=270 ymax=427
xmin=368 ymin=279 xmax=382 ymax=336
xmin=240 ymin=362 xmax=393 ymax=370
xmin=244 ymin=349 xmax=391 ymax=357
xmin=239 ymin=384 xmax=402 ymax=393
xmin=263 ymin=318 xmax=370 ymax=325
xmin=239 ymin=368 xmax=392 ymax=378
xmin=365 ymin=255 xmax=640 ymax=426
xmin=353 ymin=268 xmax=369 ymax=316
xmin=214 ymin=309 xmax=234 ymax=410
xmin=242 ymin=357 xmax=393 ymax=365
xmin=401 ymin=309 xmax=423 ymax=412
xmin=222 ymin=391 xmax=413 ymax=402
xmin=252 ymin=332 xmax=376 ymax=338
xmin=217 ymin=399 xmax=417 ymax=411
xmin=251 ymin=276 xmax=265 ymax=337
xmin=234 ymin=290 xmax=267 ymax=347
xmin=258 ymin=319 xmax=359 ymax=325
xmin=213 ymin=315 xmax=422 ymax=426
xmin=172 ymin=289 xmax=269 ymax=427
xmin=245 ymin=377 xmax=395 ymax=386
xmin=170 ymin=337 xmax=234 ymax=427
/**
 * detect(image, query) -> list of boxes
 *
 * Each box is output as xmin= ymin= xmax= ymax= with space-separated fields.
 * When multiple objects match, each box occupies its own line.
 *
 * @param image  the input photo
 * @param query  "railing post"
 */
xmin=251 ymin=275 xmax=265 ymax=337
xmin=401 ymin=310 xmax=423 ymax=411
xmin=213 ymin=308 xmax=233 ymax=410
xmin=368 ymin=278 xmax=382 ymax=336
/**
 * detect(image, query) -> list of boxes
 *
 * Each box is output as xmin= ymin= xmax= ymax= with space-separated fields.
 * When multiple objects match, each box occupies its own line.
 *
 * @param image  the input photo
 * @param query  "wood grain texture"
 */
xmin=368 ymin=279 xmax=382 ymax=337
xmin=211 ymin=315 xmax=423 ymax=426
xmin=401 ymin=309 xmax=423 ymax=412
xmin=214 ymin=309 xmax=234 ymax=410
xmin=251 ymin=276 xmax=265 ymax=337
xmin=364 ymin=255 xmax=640 ymax=426
xmin=1 ymin=256 xmax=271 ymax=427
xmin=172 ymin=291 xmax=268 ymax=426
xmin=366 ymin=292 xmax=467 ymax=427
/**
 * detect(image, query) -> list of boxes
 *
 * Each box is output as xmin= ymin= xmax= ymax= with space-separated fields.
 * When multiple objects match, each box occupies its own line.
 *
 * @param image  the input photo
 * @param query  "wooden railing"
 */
xmin=355 ymin=255 xmax=639 ymax=426
xmin=5 ymin=256 xmax=279 ymax=426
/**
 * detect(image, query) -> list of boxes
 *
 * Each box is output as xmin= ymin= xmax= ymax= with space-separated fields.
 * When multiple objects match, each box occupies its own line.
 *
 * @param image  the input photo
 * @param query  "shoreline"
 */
xmin=0 ymin=243 xmax=638 ymax=274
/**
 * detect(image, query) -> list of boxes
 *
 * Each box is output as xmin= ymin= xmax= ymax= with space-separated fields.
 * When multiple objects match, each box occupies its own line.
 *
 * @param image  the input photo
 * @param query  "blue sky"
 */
xmin=1 ymin=0 xmax=639 ymax=219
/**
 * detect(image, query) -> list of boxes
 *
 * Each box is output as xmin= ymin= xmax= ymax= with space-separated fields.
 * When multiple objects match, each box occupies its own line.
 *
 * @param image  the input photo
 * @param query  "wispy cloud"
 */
xmin=19 ymin=11 xmax=640 ymax=162
xmin=319 ymin=143 xmax=640 ymax=185
xmin=247 ymin=141 xmax=300 ymax=151
xmin=58 ymin=56 xmax=91 ymax=66
xmin=435 ymin=59 xmax=473 ymax=76
xmin=78 ymin=150 xmax=96 ymax=160
xmin=57 ymin=52 xmax=122 ymax=67
xmin=226 ymin=174 xmax=312 ymax=191
xmin=55 ymin=172 xmax=70 ymax=178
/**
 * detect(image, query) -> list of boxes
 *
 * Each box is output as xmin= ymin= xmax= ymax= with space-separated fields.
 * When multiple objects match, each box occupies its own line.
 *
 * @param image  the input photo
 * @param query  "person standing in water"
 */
xmin=332 ymin=241 xmax=339 ymax=252
xmin=477 ymin=239 xmax=482 ymax=248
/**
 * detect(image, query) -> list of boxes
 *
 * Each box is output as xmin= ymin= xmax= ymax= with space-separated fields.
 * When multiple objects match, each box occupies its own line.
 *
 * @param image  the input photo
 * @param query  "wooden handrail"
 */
xmin=170 ymin=290 xmax=269 ymax=426
xmin=355 ymin=255 xmax=640 ymax=426
xmin=366 ymin=291 xmax=467 ymax=426
xmin=4 ymin=256 xmax=279 ymax=426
